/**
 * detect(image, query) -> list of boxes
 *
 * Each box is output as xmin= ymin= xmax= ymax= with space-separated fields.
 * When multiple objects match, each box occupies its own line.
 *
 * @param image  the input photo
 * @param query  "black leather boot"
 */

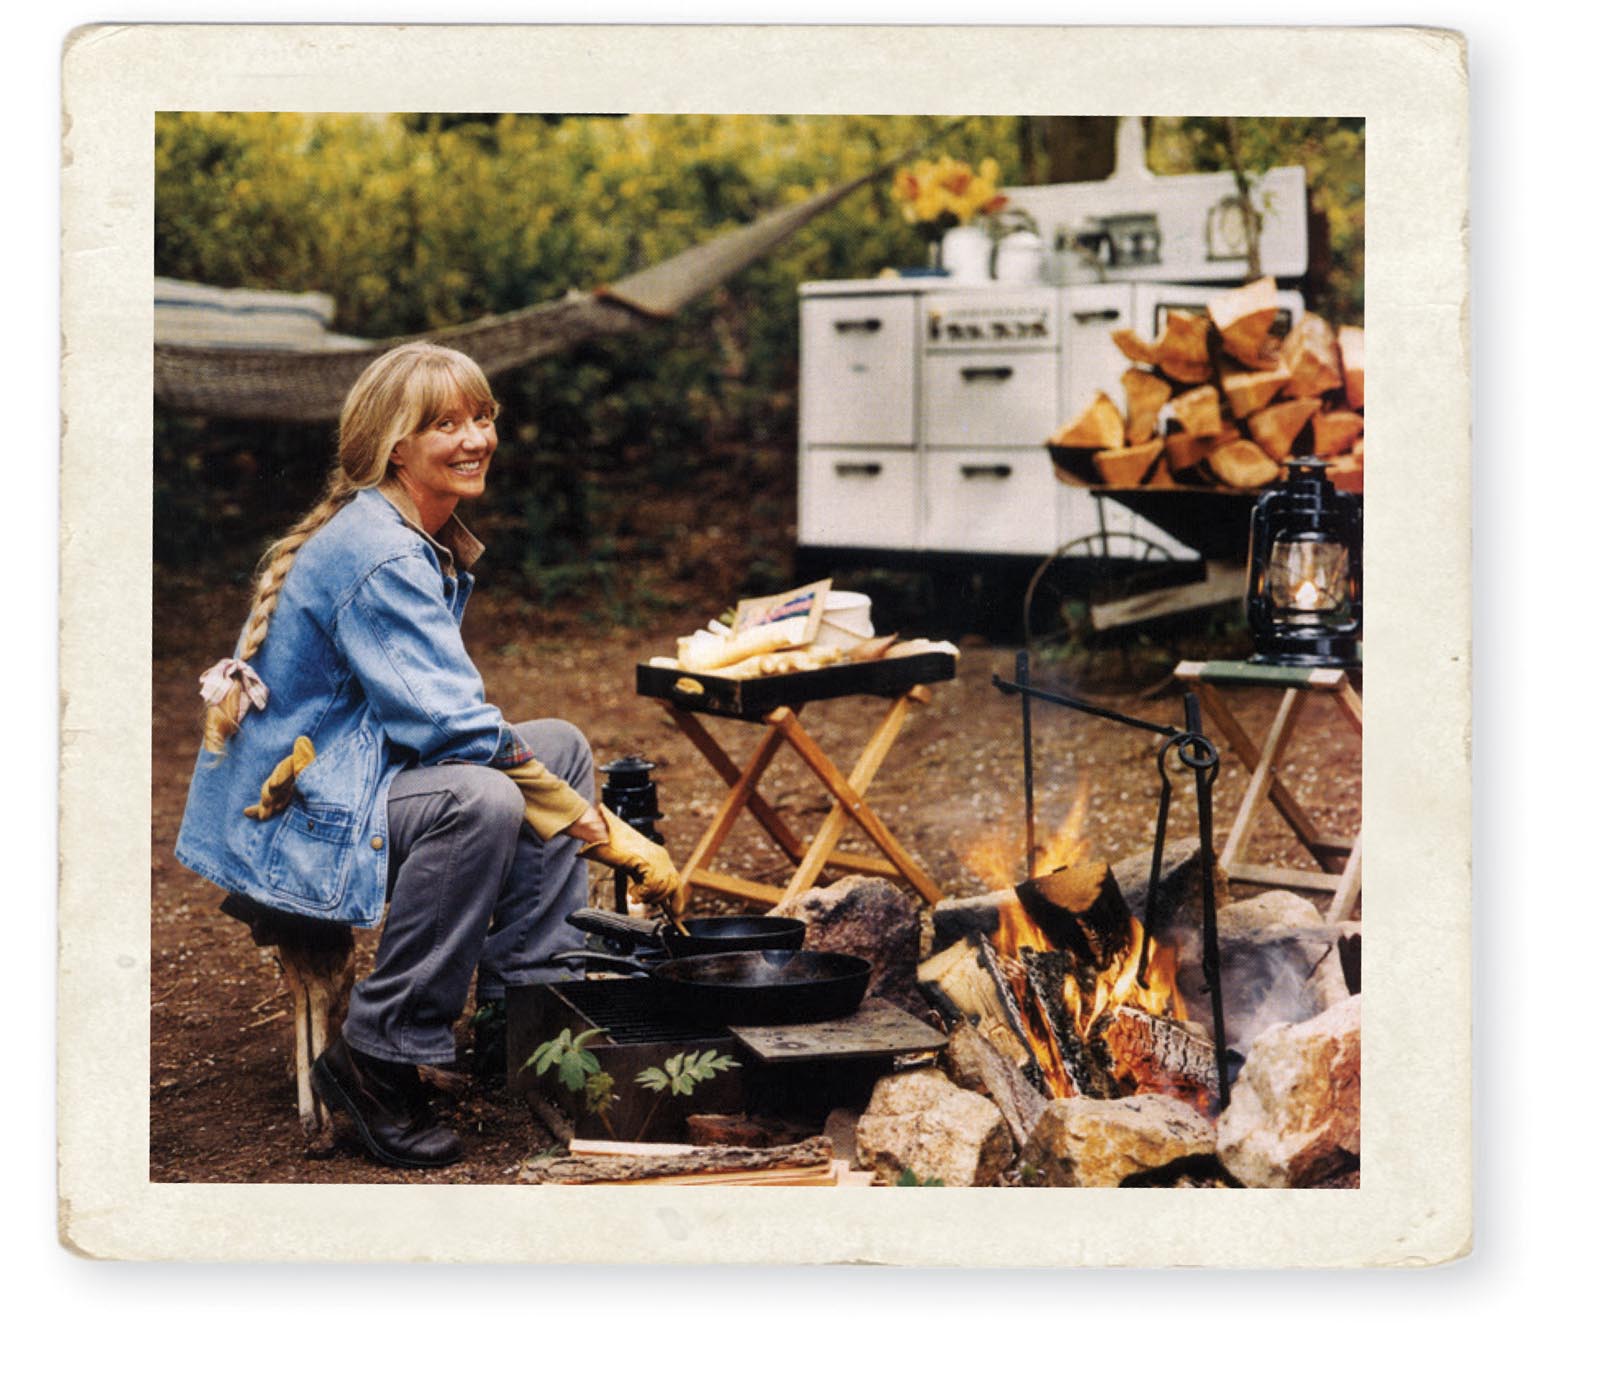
xmin=312 ymin=1035 xmax=463 ymax=1169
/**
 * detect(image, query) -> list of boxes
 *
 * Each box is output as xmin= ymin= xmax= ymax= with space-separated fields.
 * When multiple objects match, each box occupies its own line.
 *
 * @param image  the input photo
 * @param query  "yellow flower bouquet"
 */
xmin=891 ymin=155 xmax=1008 ymax=239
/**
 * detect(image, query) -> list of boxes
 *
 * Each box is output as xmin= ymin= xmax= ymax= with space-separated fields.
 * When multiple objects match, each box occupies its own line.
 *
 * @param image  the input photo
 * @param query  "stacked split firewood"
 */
xmin=1048 ymin=277 xmax=1364 ymax=494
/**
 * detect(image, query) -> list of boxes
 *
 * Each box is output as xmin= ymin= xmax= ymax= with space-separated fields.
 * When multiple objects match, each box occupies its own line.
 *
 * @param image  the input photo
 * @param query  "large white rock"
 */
xmin=1218 ymin=993 xmax=1361 ymax=1187
xmin=1021 ymin=1093 xmax=1217 ymax=1187
xmin=855 ymin=1068 xmax=1013 ymax=1187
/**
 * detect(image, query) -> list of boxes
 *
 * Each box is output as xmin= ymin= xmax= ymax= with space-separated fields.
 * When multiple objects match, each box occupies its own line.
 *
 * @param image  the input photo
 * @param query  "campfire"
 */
xmin=920 ymin=800 xmax=1220 ymax=1115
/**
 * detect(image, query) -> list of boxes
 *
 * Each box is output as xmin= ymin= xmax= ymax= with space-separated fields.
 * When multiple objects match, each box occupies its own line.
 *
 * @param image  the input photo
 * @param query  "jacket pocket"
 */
xmin=262 ymin=728 xmax=376 ymax=910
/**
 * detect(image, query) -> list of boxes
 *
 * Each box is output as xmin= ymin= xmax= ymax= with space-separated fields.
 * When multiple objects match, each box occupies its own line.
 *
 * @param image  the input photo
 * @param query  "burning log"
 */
xmin=917 ymin=934 xmax=1039 ymax=1080
xmin=1016 ymin=859 xmax=1134 ymax=970
xmin=1019 ymin=949 xmax=1118 ymax=1098
xmin=942 ymin=1022 xmax=1050 ymax=1150
xmin=1097 ymin=1005 xmax=1219 ymax=1112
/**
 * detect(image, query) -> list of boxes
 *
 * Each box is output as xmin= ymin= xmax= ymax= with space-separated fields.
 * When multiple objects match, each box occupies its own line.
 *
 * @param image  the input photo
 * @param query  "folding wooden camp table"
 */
xmin=1176 ymin=659 xmax=1362 ymax=922
xmin=636 ymin=653 xmax=956 ymax=910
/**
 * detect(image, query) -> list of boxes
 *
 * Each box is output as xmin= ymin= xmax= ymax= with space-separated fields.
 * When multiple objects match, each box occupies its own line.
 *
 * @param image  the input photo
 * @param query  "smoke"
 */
xmin=1175 ymin=925 xmax=1334 ymax=1061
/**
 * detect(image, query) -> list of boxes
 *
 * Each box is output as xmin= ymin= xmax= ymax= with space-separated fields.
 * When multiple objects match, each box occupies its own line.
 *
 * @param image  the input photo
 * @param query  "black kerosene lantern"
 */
xmin=1246 ymin=459 xmax=1363 ymax=668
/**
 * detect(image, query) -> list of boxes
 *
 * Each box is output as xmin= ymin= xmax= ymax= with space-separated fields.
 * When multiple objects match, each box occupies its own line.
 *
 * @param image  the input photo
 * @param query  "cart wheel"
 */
xmin=1023 ymin=533 xmax=1177 ymax=660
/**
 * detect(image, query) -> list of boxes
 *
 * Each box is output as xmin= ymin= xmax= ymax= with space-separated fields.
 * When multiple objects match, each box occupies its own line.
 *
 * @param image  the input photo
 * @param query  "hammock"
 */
xmin=154 ymin=156 xmax=905 ymax=423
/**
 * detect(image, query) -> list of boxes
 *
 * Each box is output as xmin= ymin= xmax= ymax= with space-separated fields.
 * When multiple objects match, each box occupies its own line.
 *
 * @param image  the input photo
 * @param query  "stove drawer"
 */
xmin=799 ymin=448 xmax=917 ymax=549
xmin=922 ymin=450 xmax=1059 ymax=555
xmin=921 ymin=350 xmax=1058 ymax=448
xmin=800 ymin=295 xmax=917 ymax=446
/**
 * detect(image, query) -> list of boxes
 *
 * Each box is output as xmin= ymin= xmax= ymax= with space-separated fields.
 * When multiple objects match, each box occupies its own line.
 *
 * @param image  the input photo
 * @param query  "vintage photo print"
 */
xmin=60 ymin=24 xmax=1469 ymax=1264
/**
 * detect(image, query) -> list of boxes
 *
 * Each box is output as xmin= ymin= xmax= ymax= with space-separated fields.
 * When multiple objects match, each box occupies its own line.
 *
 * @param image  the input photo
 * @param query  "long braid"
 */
xmin=198 ymin=340 xmax=499 ymax=754
xmin=202 ymin=478 xmax=359 ymax=751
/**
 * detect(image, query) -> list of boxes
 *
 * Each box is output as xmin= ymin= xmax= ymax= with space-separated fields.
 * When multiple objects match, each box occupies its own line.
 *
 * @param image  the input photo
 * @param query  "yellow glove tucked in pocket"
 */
xmin=243 ymin=736 xmax=316 ymax=820
xmin=579 ymin=804 xmax=685 ymax=917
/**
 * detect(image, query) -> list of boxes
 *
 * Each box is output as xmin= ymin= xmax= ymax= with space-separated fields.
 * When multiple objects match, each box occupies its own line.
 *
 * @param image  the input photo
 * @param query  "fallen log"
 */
xmin=520 ymin=1135 xmax=835 ymax=1185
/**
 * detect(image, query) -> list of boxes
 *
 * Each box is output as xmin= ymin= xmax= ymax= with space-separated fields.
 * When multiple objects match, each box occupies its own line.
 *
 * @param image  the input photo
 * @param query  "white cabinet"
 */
xmin=797 ymin=278 xmax=1300 ymax=561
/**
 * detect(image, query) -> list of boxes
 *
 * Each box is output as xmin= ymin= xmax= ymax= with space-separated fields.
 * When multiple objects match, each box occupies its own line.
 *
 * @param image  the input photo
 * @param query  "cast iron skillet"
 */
xmin=552 ymin=948 xmax=872 ymax=1025
xmin=660 ymin=915 xmax=807 ymax=960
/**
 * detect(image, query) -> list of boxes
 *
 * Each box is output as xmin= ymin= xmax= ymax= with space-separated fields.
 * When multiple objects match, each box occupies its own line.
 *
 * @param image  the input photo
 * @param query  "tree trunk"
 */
xmin=1039 ymin=116 xmax=1120 ymax=182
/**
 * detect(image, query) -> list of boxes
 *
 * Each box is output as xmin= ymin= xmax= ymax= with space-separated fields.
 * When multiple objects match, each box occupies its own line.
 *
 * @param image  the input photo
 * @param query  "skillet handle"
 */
xmin=545 ymin=950 xmax=651 ymax=976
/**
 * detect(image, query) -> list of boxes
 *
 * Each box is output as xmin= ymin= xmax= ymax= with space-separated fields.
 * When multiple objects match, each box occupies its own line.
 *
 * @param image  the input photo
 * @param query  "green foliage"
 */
xmin=1147 ymin=116 xmax=1365 ymax=322
xmin=895 ymin=1168 xmax=946 ymax=1187
xmin=524 ymin=1027 xmax=605 ymax=1094
xmin=154 ymin=114 xmax=1363 ymax=607
xmin=634 ymin=1049 xmax=739 ymax=1098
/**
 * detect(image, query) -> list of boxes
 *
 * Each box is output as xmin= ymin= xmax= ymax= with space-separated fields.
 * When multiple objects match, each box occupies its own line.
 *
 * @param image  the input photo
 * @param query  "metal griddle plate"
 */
xmin=636 ymin=651 xmax=956 ymax=720
xmin=727 ymin=999 xmax=947 ymax=1064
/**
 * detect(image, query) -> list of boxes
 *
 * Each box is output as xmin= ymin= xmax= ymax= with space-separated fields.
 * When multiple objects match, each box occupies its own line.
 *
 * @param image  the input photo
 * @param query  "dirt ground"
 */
xmin=150 ymin=573 xmax=1360 ymax=1184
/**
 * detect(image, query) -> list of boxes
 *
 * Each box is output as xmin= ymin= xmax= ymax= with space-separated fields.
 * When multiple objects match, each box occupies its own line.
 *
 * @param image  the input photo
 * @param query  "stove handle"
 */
xmin=832 ymin=317 xmax=883 ymax=334
xmin=833 ymin=461 xmax=883 ymax=478
xmin=960 ymin=464 xmax=1014 ymax=480
xmin=545 ymin=949 xmax=651 ymax=976
xmin=1072 ymin=308 xmax=1123 ymax=324
xmin=959 ymin=366 xmax=1015 ymax=382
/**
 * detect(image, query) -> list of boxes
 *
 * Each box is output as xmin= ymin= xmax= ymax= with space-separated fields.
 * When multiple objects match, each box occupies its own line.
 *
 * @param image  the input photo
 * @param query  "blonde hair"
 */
xmin=203 ymin=342 xmax=499 ymax=751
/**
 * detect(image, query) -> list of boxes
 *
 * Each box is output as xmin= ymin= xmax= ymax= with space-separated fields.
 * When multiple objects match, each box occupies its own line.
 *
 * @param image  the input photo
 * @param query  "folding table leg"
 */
xmin=775 ymin=692 xmax=943 ymax=906
xmin=677 ymin=718 xmax=789 ymax=906
xmin=1217 ymin=686 xmax=1310 ymax=876
xmin=1327 ymin=831 xmax=1363 ymax=923
xmin=666 ymin=706 xmax=808 ymax=864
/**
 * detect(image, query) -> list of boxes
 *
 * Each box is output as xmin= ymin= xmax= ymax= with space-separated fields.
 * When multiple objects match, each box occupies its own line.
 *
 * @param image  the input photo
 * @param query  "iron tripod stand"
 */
xmin=995 ymin=651 xmax=1230 ymax=1109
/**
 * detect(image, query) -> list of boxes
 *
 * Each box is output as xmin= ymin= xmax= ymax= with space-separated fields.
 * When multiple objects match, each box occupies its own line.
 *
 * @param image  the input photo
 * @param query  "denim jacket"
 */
xmin=176 ymin=488 xmax=531 ymax=926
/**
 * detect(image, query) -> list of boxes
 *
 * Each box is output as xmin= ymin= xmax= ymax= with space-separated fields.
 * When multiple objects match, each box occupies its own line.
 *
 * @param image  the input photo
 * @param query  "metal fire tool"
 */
xmin=994 ymin=660 xmax=1230 ymax=1108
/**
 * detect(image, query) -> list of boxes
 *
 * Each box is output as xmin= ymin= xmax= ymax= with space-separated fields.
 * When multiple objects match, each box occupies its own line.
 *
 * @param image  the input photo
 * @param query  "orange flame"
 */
xmin=958 ymin=792 xmax=1188 ymax=1100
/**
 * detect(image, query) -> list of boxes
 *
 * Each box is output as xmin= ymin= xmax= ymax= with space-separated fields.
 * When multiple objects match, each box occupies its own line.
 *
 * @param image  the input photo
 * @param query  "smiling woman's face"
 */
xmin=389 ymin=394 xmax=498 ymax=529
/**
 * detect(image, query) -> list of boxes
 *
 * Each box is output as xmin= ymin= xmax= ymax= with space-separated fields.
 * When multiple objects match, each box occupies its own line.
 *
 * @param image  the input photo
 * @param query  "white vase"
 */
xmin=994 ymin=230 xmax=1046 ymax=284
xmin=940 ymin=224 xmax=992 ymax=283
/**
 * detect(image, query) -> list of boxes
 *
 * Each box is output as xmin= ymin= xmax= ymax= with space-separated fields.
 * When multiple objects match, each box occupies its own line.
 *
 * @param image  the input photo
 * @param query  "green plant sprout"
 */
xmin=524 ymin=1033 xmax=737 ymax=1142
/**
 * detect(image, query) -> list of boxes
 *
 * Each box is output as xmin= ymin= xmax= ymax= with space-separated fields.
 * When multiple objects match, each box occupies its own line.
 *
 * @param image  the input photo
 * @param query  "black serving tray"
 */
xmin=636 ymin=651 xmax=957 ymax=720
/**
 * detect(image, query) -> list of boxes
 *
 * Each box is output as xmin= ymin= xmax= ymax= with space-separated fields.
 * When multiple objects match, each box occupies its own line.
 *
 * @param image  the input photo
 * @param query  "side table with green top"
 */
xmin=1175 ymin=659 xmax=1362 ymax=922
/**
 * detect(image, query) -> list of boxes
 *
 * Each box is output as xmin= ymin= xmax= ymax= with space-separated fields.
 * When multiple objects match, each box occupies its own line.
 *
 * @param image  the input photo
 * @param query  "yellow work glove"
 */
xmin=502 ymin=758 xmax=592 ymax=841
xmin=243 ymin=736 xmax=316 ymax=820
xmin=579 ymin=805 xmax=685 ymax=917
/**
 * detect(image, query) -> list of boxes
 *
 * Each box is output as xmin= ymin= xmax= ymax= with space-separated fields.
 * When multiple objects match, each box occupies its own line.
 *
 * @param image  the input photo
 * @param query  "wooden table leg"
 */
xmin=1197 ymin=682 xmax=1345 ymax=873
xmin=677 ymin=717 xmax=789 ymax=906
xmin=1216 ymin=686 xmax=1309 ymax=876
xmin=1327 ymin=830 xmax=1363 ymax=922
xmin=775 ymin=691 xmax=943 ymax=906
xmin=666 ymin=706 xmax=808 ymax=864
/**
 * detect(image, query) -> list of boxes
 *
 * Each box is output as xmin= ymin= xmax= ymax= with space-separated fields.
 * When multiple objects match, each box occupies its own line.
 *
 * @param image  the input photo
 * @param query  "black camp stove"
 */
xmin=507 ymin=978 xmax=945 ymax=1142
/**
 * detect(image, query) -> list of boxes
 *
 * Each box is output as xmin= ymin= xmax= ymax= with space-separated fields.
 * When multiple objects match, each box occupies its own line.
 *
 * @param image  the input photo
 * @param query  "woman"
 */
xmin=176 ymin=341 xmax=681 ymax=1169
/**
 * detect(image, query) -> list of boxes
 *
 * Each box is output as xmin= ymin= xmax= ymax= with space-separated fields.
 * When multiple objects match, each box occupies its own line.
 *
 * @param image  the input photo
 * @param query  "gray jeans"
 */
xmin=340 ymin=719 xmax=594 ymax=1065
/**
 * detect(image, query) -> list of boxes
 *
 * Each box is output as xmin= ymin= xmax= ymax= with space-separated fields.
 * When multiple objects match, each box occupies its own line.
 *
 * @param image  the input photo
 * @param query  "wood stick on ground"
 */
xmin=519 ymin=1136 xmax=835 ymax=1185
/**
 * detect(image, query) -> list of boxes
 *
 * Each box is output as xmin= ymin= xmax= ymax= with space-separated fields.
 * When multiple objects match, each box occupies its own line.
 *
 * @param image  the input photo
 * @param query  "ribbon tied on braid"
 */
xmin=198 ymin=658 xmax=270 ymax=727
